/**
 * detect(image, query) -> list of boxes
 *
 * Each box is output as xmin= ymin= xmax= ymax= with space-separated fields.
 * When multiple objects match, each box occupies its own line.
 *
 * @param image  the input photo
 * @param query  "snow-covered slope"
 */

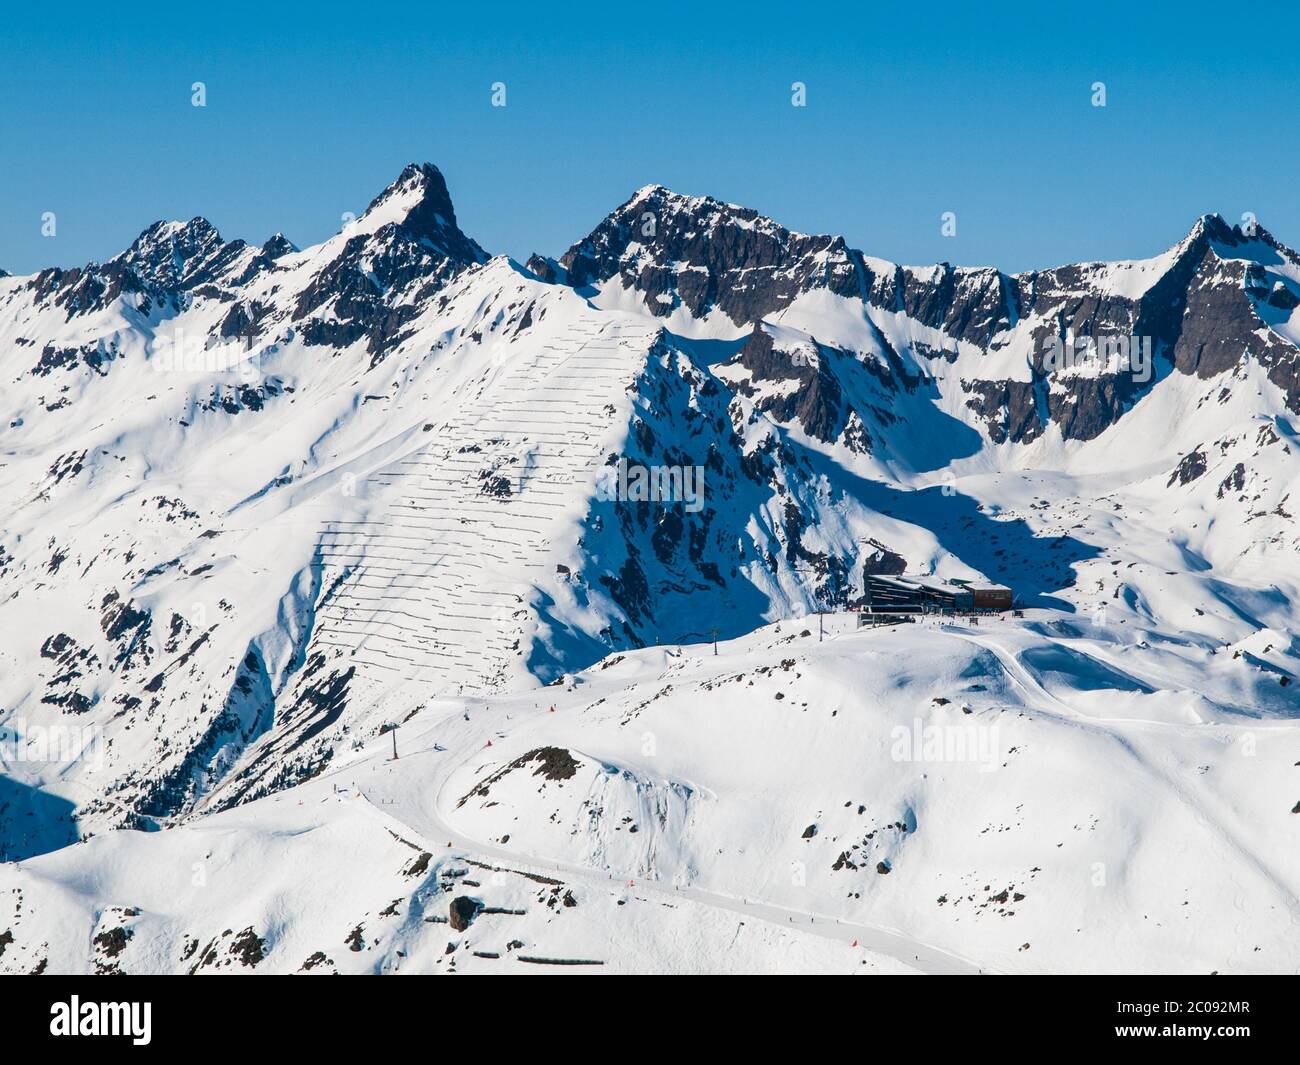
xmin=3 ymin=615 xmax=1294 ymax=974
xmin=0 ymin=165 xmax=1296 ymax=974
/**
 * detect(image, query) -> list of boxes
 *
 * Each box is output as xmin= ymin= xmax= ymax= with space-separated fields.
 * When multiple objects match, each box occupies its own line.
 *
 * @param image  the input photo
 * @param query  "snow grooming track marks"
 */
xmin=309 ymin=317 xmax=658 ymax=701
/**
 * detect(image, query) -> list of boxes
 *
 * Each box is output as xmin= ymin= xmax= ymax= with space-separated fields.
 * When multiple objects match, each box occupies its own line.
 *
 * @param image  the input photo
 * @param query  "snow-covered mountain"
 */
xmin=1 ymin=165 xmax=1296 ymax=974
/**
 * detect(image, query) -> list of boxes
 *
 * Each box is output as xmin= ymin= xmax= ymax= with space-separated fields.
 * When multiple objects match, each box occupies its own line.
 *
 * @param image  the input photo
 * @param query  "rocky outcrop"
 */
xmin=449 ymin=896 xmax=482 ymax=932
xmin=559 ymin=190 xmax=1300 ymax=438
xmin=290 ymin=164 xmax=489 ymax=358
xmin=560 ymin=185 xmax=864 ymax=324
xmin=724 ymin=326 xmax=846 ymax=442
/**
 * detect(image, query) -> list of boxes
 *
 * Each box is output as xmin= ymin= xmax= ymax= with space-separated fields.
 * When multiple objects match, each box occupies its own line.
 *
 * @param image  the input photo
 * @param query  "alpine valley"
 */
xmin=0 ymin=164 xmax=1296 ymax=974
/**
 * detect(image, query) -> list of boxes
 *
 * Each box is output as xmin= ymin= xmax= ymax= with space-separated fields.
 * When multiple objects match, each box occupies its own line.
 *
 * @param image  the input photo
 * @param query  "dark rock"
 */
xmin=1168 ymin=447 xmax=1208 ymax=486
xmin=449 ymin=895 xmax=482 ymax=932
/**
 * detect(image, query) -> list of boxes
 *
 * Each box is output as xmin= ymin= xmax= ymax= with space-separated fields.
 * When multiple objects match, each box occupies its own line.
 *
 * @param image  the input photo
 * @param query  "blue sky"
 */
xmin=1 ymin=1 xmax=1296 ymax=276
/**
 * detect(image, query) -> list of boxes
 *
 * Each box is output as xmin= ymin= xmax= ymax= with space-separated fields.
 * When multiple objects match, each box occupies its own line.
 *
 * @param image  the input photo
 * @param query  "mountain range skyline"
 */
xmin=4 ymin=0 xmax=1299 ymax=283
xmin=6 ymin=158 xmax=1291 ymax=288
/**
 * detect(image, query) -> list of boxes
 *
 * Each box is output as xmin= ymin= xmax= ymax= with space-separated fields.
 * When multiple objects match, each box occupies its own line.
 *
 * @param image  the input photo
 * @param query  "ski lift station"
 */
xmin=861 ymin=574 xmax=1013 ymax=615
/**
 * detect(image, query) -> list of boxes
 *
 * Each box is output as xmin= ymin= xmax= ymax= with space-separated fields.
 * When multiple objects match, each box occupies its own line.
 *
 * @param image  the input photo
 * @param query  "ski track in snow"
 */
xmin=347 ymin=724 xmax=984 ymax=975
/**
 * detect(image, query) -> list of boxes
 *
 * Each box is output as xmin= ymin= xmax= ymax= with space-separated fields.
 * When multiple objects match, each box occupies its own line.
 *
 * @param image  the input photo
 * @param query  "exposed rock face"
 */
xmin=362 ymin=162 xmax=488 ymax=267
xmin=887 ymin=263 xmax=1018 ymax=347
xmin=943 ymin=215 xmax=1300 ymax=433
xmin=724 ymin=325 xmax=847 ymax=443
xmin=560 ymin=192 xmax=1300 ymax=439
xmin=261 ymin=232 xmax=297 ymax=259
xmin=291 ymin=163 xmax=489 ymax=358
xmin=120 ymin=217 xmax=231 ymax=290
xmin=524 ymin=253 xmax=561 ymax=284
xmin=560 ymin=185 xmax=865 ymax=324
xmin=858 ymin=539 xmax=907 ymax=577
xmin=449 ymin=895 xmax=481 ymax=932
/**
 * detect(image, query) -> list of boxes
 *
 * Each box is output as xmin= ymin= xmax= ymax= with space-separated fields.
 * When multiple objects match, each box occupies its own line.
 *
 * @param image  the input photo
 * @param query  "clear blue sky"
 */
xmin=1 ymin=1 xmax=1296 ymax=276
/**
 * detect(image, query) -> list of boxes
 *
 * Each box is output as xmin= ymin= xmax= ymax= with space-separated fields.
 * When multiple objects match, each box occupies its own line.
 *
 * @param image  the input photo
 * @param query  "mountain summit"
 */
xmin=356 ymin=162 xmax=487 ymax=265
xmin=549 ymin=183 xmax=1300 ymax=437
xmin=559 ymin=183 xmax=862 ymax=324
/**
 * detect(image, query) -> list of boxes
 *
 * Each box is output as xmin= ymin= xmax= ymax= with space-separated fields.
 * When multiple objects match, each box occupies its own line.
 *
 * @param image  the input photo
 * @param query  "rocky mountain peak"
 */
xmin=357 ymin=162 xmax=487 ymax=266
xmin=116 ymin=216 xmax=226 ymax=288
xmin=1183 ymin=212 xmax=1237 ymax=245
xmin=261 ymin=232 xmax=297 ymax=259
xmin=1176 ymin=212 xmax=1300 ymax=268
xmin=560 ymin=183 xmax=861 ymax=323
xmin=284 ymin=163 xmax=489 ymax=356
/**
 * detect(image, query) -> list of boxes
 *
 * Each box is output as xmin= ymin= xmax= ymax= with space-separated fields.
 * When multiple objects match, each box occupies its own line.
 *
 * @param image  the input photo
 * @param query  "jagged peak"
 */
xmin=1009 ymin=213 xmax=1294 ymax=294
xmin=121 ymin=216 xmax=223 ymax=260
xmin=261 ymin=232 xmax=297 ymax=259
xmin=620 ymin=182 xmax=734 ymax=219
xmin=92 ymin=216 xmax=229 ymax=292
xmin=566 ymin=183 xmax=848 ymax=273
xmin=1176 ymin=212 xmax=1300 ymax=270
xmin=1182 ymin=211 xmax=1282 ymax=251
xmin=363 ymin=163 xmax=456 ymax=225
xmin=352 ymin=161 xmax=487 ymax=264
xmin=559 ymin=183 xmax=862 ymax=325
xmin=628 ymin=182 xmax=670 ymax=202
xmin=1182 ymin=212 xmax=1238 ymax=247
xmin=525 ymin=253 xmax=564 ymax=284
xmin=610 ymin=182 xmax=810 ymax=237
